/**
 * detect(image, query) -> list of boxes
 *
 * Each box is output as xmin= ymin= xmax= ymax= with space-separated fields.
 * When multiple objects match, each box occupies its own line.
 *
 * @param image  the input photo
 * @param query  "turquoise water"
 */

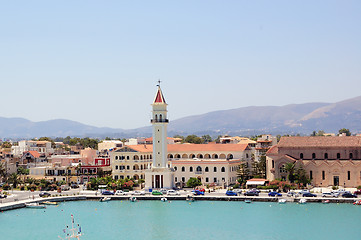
xmin=1 ymin=200 xmax=361 ymax=240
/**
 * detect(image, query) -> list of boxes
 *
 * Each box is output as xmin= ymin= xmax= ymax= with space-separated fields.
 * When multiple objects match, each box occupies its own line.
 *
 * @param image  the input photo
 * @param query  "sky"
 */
xmin=0 ymin=1 xmax=360 ymax=129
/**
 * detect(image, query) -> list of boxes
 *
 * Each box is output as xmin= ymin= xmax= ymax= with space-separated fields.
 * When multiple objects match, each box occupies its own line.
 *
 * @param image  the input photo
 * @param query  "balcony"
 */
xmin=150 ymin=119 xmax=169 ymax=123
xmin=195 ymin=171 xmax=202 ymax=175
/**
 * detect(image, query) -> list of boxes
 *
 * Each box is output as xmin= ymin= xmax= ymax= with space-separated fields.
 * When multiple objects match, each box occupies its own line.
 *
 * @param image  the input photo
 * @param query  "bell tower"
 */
xmin=145 ymin=82 xmax=174 ymax=189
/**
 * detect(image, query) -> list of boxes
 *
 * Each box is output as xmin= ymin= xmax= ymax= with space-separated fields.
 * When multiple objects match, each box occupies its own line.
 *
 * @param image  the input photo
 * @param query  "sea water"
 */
xmin=1 ymin=200 xmax=360 ymax=240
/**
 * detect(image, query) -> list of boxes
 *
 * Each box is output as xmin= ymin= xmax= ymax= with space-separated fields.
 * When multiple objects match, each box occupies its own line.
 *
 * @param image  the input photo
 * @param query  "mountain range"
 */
xmin=1 ymin=96 xmax=361 ymax=139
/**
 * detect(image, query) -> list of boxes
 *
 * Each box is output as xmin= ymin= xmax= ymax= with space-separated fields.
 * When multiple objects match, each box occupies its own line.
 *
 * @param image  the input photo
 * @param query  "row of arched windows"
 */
xmin=299 ymin=152 xmax=355 ymax=160
xmin=115 ymin=155 xmax=152 ymax=161
xmin=168 ymin=153 xmax=234 ymax=159
xmin=175 ymin=166 xmax=226 ymax=173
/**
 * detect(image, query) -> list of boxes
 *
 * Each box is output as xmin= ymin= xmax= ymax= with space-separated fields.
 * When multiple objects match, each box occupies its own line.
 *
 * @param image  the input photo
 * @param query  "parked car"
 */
xmin=115 ymin=190 xmax=128 ymax=195
xmin=233 ymin=189 xmax=243 ymax=194
xmin=160 ymin=189 xmax=168 ymax=194
xmin=132 ymin=191 xmax=145 ymax=195
xmin=332 ymin=189 xmax=350 ymax=195
xmin=167 ymin=190 xmax=180 ymax=195
xmin=152 ymin=190 xmax=163 ymax=195
xmin=268 ymin=191 xmax=282 ymax=197
xmin=250 ymin=188 xmax=261 ymax=193
xmin=244 ymin=190 xmax=259 ymax=196
xmin=0 ymin=194 xmax=7 ymax=199
xmin=61 ymin=185 xmax=70 ymax=191
xmin=39 ymin=192 xmax=51 ymax=197
xmin=342 ymin=192 xmax=357 ymax=198
xmin=101 ymin=190 xmax=115 ymax=195
xmin=302 ymin=192 xmax=316 ymax=197
xmin=192 ymin=190 xmax=205 ymax=195
xmin=196 ymin=188 xmax=205 ymax=193
xmin=322 ymin=192 xmax=339 ymax=198
xmin=225 ymin=190 xmax=238 ymax=196
xmin=298 ymin=190 xmax=310 ymax=195
xmin=71 ymin=184 xmax=79 ymax=189
xmin=287 ymin=191 xmax=299 ymax=197
xmin=354 ymin=190 xmax=361 ymax=195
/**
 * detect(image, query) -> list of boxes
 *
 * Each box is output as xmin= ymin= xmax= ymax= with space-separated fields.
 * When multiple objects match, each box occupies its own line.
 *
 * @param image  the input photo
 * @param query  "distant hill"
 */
xmin=1 ymin=96 xmax=361 ymax=139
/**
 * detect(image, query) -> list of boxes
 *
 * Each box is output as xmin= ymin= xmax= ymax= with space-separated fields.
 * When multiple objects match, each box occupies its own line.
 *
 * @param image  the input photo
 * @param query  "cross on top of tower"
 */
xmin=157 ymin=79 xmax=161 ymax=87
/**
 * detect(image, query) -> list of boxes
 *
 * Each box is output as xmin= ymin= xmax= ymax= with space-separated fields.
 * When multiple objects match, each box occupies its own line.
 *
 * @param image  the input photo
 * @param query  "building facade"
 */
xmin=266 ymin=136 xmax=361 ymax=188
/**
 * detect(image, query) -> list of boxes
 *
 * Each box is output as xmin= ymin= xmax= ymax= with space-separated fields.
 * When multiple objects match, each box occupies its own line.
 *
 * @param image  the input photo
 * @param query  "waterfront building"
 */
xmin=11 ymin=140 xmax=54 ymax=157
xmin=266 ymin=136 xmax=361 ymax=188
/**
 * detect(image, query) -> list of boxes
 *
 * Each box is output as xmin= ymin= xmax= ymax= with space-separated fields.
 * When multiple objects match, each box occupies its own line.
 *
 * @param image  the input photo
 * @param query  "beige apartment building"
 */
xmin=111 ymin=143 xmax=252 ymax=187
xmin=266 ymin=136 xmax=361 ymax=188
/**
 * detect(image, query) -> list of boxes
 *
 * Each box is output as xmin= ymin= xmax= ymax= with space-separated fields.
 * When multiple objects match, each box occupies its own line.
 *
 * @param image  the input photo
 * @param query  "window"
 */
xmin=196 ymin=166 xmax=202 ymax=172
xmin=280 ymin=164 xmax=286 ymax=173
xmin=324 ymin=153 xmax=328 ymax=159
xmin=214 ymin=177 xmax=217 ymax=183
xmin=272 ymin=160 xmax=275 ymax=169
xmin=127 ymin=156 xmax=129 ymax=160
xmin=174 ymin=167 xmax=177 ymax=171
xmin=182 ymin=177 xmax=185 ymax=182
xmin=115 ymin=165 xmax=118 ymax=170
xmin=221 ymin=167 xmax=225 ymax=172
xmin=175 ymin=177 xmax=178 ymax=182
xmin=348 ymin=171 xmax=351 ymax=180
xmin=300 ymin=153 xmax=303 ymax=159
xmin=120 ymin=176 xmax=124 ymax=179
xmin=228 ymin=154 xmax=233 ymax=159
xmin=190 ymin=167 xmax=193 ymax=172
xmin=205 ymin=177 xmax=209 ymax=182
xmin=115 ymin=156 xmax=118 ymax=160
xmin=337 ymin=153 xmax=340 ymax=159
xmin=182 ymin=166 xmax=185 ymax=172
xmin=205 ymin=167 xmax=209 ymax=172
xmin=322 ymin=171 xmax=325 ymax=180
xmin=312 ymin=153 xmax=316 ymax=159
xmin=127 ymin=166 xmax=130 ymax=170
xmin=114 ymin=175 xmax=118 ymax=180
xmin=350 ymin=153 xmax=353 ymax=159
xmin=214 ymin=167 xmax=217 ymax=172
xmin=310 ymin=171 xmax=313 ymax=180
xmin=222 ymin=178 xmax=225 ymax=182
xmin=246 ymin=154 xmax=249 ymax=158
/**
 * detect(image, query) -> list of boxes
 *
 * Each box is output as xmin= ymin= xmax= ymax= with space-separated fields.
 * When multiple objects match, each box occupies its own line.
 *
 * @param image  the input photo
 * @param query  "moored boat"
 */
xmin=59 ymin=214 xmax=82 ymax=239
xmin=26 ymin=203 xmax=46 ymax=209
xmin=161 ymin=197 xmax=167 ymax=202
xmin=244 ymin=199 xmax=252 ymax=203
xmin=129 ymin=196 xmax=137 ymax=202
xmin=278 ymin=199 xmax=287 ymax=204
xmin=299 ymin=198 xmax=307 ymax=204
xmin=42 ymin=201 xmax=58 ymax=205
xmin=100 ymin=197 xmax=111 ymax=202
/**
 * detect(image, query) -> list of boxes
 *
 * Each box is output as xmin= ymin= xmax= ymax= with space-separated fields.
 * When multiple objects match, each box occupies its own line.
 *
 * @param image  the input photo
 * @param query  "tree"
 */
xmin=201 ymin=135 xmax=212 ymax=143
xmin=17 ymin=167 xmax=29 ymax=175
xmin=1 ymin=141 xmax=12 ymax=148
xmin=0 ymin=162 xmax=7 ymax=181
xmin=8 ymin=173 xmax=20 ymax=188
xmin=184 ymin=135 xmax=204 ymax=144
xmin=311 ymin=130 xmax=325 ymax=136
xmin=284 ymin=162 xmax=296 ymax=183
xmin=339 ymin=128 xmax=351 ymax=136
xmin=186 ymin=177 xmax=202 ymax=188
xmin=237 ymin=162 xmax=250 ymax=185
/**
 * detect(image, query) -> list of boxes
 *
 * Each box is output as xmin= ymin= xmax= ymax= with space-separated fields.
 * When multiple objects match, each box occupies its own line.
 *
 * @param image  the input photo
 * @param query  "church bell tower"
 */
xmin=145 ymin=82 xmax=174 ymax=189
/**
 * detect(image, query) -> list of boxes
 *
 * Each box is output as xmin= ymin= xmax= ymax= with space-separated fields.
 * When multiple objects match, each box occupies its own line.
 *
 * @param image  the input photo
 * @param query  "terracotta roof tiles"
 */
xmin=277 ymin=136 xmax=361 ymax=148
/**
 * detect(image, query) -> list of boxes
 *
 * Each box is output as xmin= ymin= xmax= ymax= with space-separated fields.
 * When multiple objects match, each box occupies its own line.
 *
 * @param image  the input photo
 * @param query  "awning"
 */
xmin=246 ymin=180 xmax=266 ymax=185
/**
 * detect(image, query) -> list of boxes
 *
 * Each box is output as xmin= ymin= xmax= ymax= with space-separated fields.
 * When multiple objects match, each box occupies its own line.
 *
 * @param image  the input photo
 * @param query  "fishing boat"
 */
xmin=353 ymin=200 xmax=361 ymax=205
xmin=161 ymin=197 xmax=167 ymax=202
xmin=100 ymin=197 xmax=111 ymax=202
xmin=129 ymin=196 xmax=137 ymax=202
xmin=25 ymin=203 xmax=46 ymax=209
xmin=323 ymin=200 xmax=330 ymax=204
xmin=299 ymin=198 xmax=307 ymax=204
xmin=42 ymin=201 xmax=58 ymax=205
xmin=278 ymin=199 xmax=287 ymax=204
xmin=244 ymin=199 xmax=252 ymax=203
xmin=59 ymin=214 xmax=82 ymax=239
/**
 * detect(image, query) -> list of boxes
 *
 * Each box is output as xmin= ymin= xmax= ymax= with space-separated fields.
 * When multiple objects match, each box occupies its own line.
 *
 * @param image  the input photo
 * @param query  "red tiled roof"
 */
xmin=126 ymin=144 xmax=249 ymax=153
xmin=27 ymin=151 xmax=40 ymax=158
xmin=266 ymin=145 xmax=279 ymax=156
xmin=278 ymin=136 xmax=361 ymax=148
xmin=145 ymin=137 xmax=174 ymax=141
xmin=153 ymin=87 xmax=166 ymax=104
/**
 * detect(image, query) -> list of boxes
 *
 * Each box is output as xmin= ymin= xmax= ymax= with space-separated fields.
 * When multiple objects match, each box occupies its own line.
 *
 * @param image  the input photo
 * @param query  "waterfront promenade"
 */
xmin=1 ymin=189 xmax=360 ymax=212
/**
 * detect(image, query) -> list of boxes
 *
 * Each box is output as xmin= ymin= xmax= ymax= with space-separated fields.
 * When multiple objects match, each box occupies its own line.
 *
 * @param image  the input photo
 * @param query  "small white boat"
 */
xmin=323 ymin=200 xmax=330 ymax=204
xmin=244 ymin=199 xmax=252 ymax=203
xmin=129 ymin=196 xmax=137 ymax=202
xmin=299 ymin=198 xmax=307 ymax=204
xmin=26 ymin=203 xmax=46 ymax=209
xmin=278 ymin=199 xmax=287 ymax=204
xmin=42 ymin=201 xmax=58 ymax=205
xmin=100 ymin=197 xmax=111 ymax=202
xmin=161 ymin=197 xmax=167 ymax=202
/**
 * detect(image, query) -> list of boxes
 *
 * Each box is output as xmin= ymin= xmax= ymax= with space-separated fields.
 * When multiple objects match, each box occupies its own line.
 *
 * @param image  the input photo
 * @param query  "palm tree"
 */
xmin=0 ymin=162 xmax=7 ymax=182
xmin=8 ymin=173 xmax=20 ymax=188
xmin=284 ymin=162 xmax=296 ymax=183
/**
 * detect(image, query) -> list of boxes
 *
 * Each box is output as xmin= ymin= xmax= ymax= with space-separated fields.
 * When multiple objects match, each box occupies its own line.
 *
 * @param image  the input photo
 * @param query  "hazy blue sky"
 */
xmin=0 ymin=1 xmax=360 ymax=129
